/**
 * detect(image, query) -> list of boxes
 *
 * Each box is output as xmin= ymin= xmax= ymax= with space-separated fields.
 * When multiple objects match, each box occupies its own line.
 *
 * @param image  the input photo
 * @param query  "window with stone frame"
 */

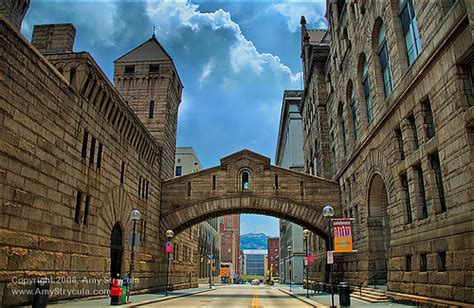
xmin=413 ymin=164 xmax=428 ymax=219
xmin=338 ymin=102 xmax=348 ymax=156
xmin=149 ymin=100 xmax=155 ymax=118
xmin=421 ymin=100 xmax=436 ymax=140
xmin=395 ymin=127 xmax=405 ymax=160
xmin=399 ymin=0 xmax=422 ymax=66
xmin=438 ymin=251 xmax=447 ymax=271
xmin=120 ymin=161 xmax=126 ymax=184
xmin=83 ymin=194 xmax=90 ymax=225
xmin=429 ymin=152 xmax=446 ymax=213
xmin=124 ymin=65 xmax=135 ymax=75
xmin=149 ymin=64 xmax=160 ymax=74
xmin=400 ymin=173 xmax=412 ymax=223
xmin=349 ymin=82 xmax=359 ymax=141
xmin=377 ymin=23 xmax=393 ymax=98
xmin=407 ymin=113 xmax=419 ymax=150
xmin=74 ymin=191 xmax=82 ymax=224
xmin=405 ymin=255 xmax=412 ymax=271
xmin=81 ymin=130 xmax=89 ymax=159
xmin=466 ymin=62 xmax=474 ymax=106
xmin=419 ymin=253 xmax=427 ymax=272
xmin=362 ymin=57 xmax=373 ymax=122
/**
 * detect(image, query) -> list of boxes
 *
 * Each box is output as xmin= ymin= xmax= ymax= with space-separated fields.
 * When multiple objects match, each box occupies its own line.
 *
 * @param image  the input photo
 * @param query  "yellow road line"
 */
xmin=251 ymin=289 xmax=259 ymax=308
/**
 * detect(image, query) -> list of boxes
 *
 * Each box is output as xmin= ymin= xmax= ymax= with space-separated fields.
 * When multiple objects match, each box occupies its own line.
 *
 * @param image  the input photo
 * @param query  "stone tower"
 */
xmin=0 ymin=0 xmax=30 ymax=30
xmin=114 ymin=34 xmax=183 ymax=180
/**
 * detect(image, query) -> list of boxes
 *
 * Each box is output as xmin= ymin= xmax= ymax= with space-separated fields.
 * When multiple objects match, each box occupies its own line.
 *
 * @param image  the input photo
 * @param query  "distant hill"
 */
xmin=240 ymin=233 xmax=271 ymax=250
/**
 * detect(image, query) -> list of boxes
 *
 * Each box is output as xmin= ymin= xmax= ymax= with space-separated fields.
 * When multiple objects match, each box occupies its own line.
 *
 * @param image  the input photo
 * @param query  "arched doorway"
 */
xmin=367 ymin=174 xmax=390 ymax=285
xmin=110 ymin=222 xmax=123 ymax=278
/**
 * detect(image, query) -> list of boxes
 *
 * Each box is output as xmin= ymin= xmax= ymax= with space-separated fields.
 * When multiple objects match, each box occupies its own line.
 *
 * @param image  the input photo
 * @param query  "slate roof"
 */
xmin=114 ymin=35 xmax=172 ymax=63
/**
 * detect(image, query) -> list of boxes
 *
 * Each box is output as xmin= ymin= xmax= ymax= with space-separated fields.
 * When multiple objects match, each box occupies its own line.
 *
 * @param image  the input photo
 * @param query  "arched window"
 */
xmin=377 ymin=23 xmax=393 ymax=98
xmin=349 ymin=82 xmax=359 ymax=140
xmin=242 ymin=172 xmax=249 ymax=190
xmin=149 ymin=100 xmax=154 ymax=118
xmin=399 ymin=0 xmax=421 ymax=65
xmin=361 ymin=56 xmax=373 ymax=122
xmin=338 ymin=102 xmax=348 ymax=156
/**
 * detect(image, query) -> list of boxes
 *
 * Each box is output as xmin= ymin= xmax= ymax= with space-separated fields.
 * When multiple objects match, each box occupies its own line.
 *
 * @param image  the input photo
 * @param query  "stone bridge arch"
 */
xmin=161 ymin=149 xmax=341 ymax=235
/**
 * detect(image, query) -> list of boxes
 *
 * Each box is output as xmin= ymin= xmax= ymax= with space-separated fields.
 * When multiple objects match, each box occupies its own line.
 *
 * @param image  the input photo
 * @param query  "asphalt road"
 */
xmin=145 ymin=284 xmax=312 ymax=307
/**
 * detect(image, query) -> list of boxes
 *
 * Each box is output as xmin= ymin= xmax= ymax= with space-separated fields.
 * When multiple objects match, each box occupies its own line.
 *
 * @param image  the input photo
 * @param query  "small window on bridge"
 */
xmin=212 ymin=175 xmax=216 ymax=190
xmin=275 ymin=174 xmax=279 ymax=190
xmin=187 ymin=181 xmax=192 ymax=196
xmin=242 ymin=172 xmax=249 ymax=190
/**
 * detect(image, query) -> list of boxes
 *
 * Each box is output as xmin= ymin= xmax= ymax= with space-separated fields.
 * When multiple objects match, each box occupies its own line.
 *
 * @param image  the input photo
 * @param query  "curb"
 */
xmin=127 ymin=288 xmax=217 ymax=307
xmin=278 ymin=288 xmax=329 ymax=308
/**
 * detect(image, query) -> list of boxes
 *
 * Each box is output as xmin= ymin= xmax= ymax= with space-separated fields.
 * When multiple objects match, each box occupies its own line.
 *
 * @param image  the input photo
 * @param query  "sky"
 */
xmin=22 ymin=0 xmax=327 ymax=237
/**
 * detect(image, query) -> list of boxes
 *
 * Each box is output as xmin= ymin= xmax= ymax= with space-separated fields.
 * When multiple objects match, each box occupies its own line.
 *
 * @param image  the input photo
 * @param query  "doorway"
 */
xmin=367 ymin=174 xmax=390 ymax=285
xmin=110 ymin=222 xmax=123 ymax=278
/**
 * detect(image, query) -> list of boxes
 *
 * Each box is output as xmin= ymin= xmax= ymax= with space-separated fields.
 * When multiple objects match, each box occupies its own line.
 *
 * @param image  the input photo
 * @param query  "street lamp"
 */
xmin=129 ymin=209 xmax=141 ymax=302
xmin=322 ymin=204 xmax=335 ymax=308
xmin=287 ymin=245 xmax=292 ymax=292
xmin=165 ymin=229 xmax=174 ymax=296
xmin=303 ymin=229 xmax=311 ymax=298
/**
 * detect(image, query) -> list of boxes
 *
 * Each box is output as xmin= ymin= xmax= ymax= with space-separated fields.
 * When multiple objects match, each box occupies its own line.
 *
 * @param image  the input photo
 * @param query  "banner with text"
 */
xmin=333 ymin=218 xmax=353 ymax=253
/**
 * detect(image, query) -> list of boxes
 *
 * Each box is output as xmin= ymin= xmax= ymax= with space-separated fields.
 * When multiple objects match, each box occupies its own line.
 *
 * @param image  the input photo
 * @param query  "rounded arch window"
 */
xmin=242 ymin=171 xmax=249 ymax=190
xmin=238 ymin=168 xmax=252 ymax=191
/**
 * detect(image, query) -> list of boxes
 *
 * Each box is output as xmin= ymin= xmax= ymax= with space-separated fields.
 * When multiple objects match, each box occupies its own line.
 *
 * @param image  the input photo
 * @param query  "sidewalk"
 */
xmin=51 ymin=284 xmax=217 ymax=307
xmin=277 ymin=284 xmax=413 ymax=307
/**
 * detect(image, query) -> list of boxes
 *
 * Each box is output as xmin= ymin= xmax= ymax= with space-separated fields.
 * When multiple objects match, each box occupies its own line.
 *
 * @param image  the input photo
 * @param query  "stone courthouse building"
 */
xmin=300 ymin=0 xmax=473 ymax=305
xmin=0 ymin=0 xmax=198 ymax=306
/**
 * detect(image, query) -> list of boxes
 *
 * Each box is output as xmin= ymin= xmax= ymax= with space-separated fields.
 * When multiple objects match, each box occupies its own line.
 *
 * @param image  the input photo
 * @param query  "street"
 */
xmin=146 ymin=284 xmax=311 ymax=307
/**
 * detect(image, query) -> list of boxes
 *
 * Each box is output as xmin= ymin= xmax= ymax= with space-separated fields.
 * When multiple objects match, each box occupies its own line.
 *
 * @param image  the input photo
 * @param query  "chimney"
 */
xmin=31 ymin=23 xmax=76 ymax=54
xmin=0 ymin=0 xmax=30 ymax=30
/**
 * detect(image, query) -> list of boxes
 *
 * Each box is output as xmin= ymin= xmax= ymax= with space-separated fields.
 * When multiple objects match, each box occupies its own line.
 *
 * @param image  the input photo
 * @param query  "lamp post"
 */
xmin=303 ymin=229 xmax=311 ymax=298
xmin=209 ymin=239 xmax=213 ymax=289
xmin=323 ymin=204 xmax=335 ymax=308
xmin=165 ymin=229 xmax=174 ymax=296
xmin=129 ymin=209 xmax=141 ymax=302
xmin=287 ymin=245 xmax=292 ymax=292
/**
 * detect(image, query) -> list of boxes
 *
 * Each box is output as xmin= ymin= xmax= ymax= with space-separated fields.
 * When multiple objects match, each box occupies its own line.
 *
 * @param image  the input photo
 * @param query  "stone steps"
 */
xmin=351 ymin=286 xmax=389 ymax=303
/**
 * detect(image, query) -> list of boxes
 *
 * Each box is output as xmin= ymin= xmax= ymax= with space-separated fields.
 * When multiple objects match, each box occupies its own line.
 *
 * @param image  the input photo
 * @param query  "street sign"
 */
xmin=327 ymin=251 xmax=334 ymax=264
xmin=165 ymin=241 xmax=172 ymax=253
xmin=333 ymin=218 xmax=353 ymax=252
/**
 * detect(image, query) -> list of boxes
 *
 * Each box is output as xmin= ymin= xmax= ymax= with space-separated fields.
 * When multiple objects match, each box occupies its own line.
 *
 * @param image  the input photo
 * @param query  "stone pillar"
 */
xmin=31 ymin=23 xmax=76 ymax=53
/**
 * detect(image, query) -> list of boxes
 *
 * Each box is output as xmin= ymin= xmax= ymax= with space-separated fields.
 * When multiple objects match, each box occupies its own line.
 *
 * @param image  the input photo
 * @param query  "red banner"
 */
xmin=165 ymin=241 xmax=172 ymax=253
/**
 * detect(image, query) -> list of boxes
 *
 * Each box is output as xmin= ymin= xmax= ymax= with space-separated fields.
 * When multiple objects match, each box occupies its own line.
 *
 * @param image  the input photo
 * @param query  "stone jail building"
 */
xmin=0 ymin=1 xmax=199 ymax=305
xmin=299 ymin=0 xmax=473 ymax=305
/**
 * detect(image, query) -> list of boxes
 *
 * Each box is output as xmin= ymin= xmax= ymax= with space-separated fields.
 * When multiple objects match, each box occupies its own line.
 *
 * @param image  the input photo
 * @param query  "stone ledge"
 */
xmin=386 ymin=290 xmax=473 ymax=307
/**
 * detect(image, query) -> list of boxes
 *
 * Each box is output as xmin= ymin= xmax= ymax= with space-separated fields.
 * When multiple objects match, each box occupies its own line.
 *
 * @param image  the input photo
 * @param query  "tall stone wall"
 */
xmin=0 ymin=19 xmax=167 ymax=306
xmin=301 ymin=0 xmax=473 ymax=303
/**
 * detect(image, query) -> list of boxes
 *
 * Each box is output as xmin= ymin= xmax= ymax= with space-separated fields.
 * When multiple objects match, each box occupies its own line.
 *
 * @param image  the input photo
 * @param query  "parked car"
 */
xmin=251 ymin=279 xmax=261 ymax=285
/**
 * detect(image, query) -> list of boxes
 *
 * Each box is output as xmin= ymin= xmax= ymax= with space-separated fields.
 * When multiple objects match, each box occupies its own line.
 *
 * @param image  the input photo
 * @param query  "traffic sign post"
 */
xmin=327 ymin=251 xmax=334 ymax=264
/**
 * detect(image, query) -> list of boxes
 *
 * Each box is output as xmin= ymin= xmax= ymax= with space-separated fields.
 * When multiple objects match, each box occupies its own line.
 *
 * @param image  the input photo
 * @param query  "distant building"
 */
xmin=175 ymin=147 xmax=202 ymax=176
xmin=243 ymin=250 xmax=267 ymax=276
xmin=275 ymin=90 xmax=305 ymax=284
xmin=267 ymin=237 xmax=280 ymax=278
xmin=219 ymin=214 xmax=241 ymax=277
xmin=175 ymin=147 xmax=221 ymax=284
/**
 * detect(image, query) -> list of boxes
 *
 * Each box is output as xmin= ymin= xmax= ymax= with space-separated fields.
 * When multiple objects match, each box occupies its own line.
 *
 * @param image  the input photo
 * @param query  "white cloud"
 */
xmin=271 ymin=2 xmax=327 ymax=33
xmin=199 ymin=59 xmax=215 ymax=86
xmin=146 ymin=2 xmax=300 ymax=83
